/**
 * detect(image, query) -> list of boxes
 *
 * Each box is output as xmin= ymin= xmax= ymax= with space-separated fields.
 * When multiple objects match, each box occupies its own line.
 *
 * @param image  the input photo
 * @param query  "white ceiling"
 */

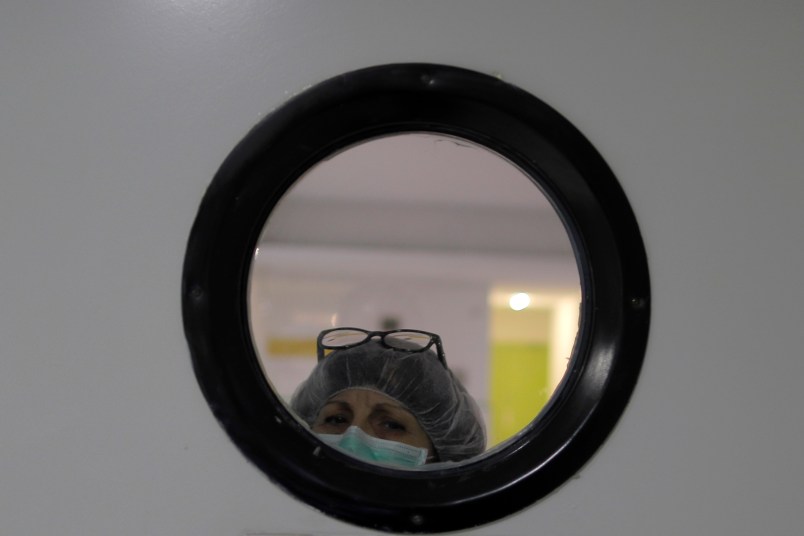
xmin=262 ymin=132 xmax=573 ymax=257
xmin=286 ymin=132 xmax=555 ymax=210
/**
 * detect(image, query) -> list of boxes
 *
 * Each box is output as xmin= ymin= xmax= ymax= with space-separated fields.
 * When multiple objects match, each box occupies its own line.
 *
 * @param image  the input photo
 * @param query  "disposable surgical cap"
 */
xmin=290 ymin=340 xmax=486 ymax=462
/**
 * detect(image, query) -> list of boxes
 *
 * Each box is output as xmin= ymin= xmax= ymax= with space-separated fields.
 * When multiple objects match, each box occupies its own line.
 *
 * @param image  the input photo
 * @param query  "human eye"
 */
xmin=380 ymin=419 xmax=406 ymax=432
xmin=323 ymin=413 xmax=349 ymax=426
xmin=312 ymin=405 xmax=352 ymax=433
xmin=373 ymin=411 xmax=410 ymax=435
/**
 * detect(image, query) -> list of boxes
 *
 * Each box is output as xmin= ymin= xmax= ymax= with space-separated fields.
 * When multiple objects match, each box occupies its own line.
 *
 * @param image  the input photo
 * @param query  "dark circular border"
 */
xmin=182 ymin=63 xmax=650 ymax=533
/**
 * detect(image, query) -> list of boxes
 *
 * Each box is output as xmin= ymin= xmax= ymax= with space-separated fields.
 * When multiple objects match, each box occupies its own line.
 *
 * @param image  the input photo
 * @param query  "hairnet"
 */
xmin=290 ymin=340 xmax=486 ymax=462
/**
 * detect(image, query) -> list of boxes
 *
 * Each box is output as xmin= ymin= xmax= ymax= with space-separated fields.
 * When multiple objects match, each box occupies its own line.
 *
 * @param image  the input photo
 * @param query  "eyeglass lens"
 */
xmin=383 ymin=332 xmax=432 ymax=351
xmin=320 ymin=329 xmax=372 ymax=347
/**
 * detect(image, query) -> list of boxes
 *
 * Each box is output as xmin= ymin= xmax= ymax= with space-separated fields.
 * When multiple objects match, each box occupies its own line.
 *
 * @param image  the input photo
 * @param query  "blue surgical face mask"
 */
xmin=317 ymin=426 xmax=429 ymax=468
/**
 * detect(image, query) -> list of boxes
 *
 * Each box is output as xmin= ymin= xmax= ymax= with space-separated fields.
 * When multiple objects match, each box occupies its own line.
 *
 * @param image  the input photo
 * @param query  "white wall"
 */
xmin=1 ymin=1 xmax=803 ymax=535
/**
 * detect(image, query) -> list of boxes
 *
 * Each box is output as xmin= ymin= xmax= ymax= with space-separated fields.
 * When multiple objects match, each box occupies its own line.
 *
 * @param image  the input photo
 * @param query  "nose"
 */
xmin=349 ymin=417 xmax=376 ymax=438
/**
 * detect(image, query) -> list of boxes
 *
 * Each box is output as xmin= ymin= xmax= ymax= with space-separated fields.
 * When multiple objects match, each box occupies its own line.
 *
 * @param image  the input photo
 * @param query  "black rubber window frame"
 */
xmin=182 ymin=63 xmax=650 ymax=533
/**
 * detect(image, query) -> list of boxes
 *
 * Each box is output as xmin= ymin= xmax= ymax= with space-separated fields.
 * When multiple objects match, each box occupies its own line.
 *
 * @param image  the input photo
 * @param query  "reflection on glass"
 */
xmin=248 ymin=133 xmax=581 ymax=465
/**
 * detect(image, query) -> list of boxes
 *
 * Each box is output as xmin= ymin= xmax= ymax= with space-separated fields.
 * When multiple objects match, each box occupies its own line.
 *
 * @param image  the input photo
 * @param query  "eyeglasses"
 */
xmin=316 ymin=327 xmax=447 ymax=368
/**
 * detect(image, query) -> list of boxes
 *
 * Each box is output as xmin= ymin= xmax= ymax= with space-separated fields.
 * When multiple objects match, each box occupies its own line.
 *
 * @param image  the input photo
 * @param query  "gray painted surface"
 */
xmin=1 ymin=1 xmax=802 ymax=534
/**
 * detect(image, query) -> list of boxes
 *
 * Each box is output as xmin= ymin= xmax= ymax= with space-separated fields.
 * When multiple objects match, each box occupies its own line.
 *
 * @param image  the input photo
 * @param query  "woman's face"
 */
xmin=311 ymin=388 xmax=435 ymax=457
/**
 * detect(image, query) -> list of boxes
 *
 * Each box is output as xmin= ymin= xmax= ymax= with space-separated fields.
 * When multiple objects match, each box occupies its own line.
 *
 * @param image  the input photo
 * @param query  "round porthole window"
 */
xmin=182 ymin=63 xmax=650 ymax=533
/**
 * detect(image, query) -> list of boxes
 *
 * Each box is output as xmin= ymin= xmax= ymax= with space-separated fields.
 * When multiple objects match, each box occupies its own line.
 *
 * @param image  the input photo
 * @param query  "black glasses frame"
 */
xmin=316 ymin=327 xmax=447 ymax=367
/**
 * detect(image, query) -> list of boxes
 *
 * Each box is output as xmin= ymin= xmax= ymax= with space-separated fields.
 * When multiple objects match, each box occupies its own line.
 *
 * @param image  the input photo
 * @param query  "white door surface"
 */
xmin=1 ymin=2 xmax=802 ymax=535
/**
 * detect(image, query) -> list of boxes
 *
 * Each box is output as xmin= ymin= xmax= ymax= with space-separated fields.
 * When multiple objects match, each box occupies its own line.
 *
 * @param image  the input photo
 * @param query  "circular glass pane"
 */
xmin=248 ymin=132 xmax=582 ymax=466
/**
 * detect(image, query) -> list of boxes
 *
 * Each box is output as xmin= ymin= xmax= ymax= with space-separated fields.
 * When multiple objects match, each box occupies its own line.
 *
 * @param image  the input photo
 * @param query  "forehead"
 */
xmin=326 ymin=388 xmax=406 ymax=410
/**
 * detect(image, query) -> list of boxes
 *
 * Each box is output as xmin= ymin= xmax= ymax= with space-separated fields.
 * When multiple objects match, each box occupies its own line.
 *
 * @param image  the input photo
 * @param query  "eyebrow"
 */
xmin=373 ymin=402 xmax=407 ymax=412
xmin=322 ymin=399 xmax=409 ymax=414
xmin=320 ymin=400 xmax=351 ymax=410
